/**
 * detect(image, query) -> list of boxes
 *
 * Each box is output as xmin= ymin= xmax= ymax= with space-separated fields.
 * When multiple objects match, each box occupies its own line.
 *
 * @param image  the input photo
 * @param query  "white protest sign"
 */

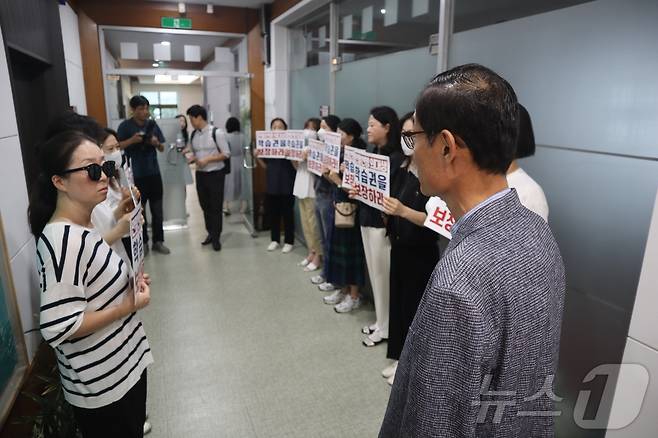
xmin=347 ymin=148 xmax=390 ymax=211
xmin=307 ymin=139 xmax=325 ymax=176
xmin=322 ymin=131 xmax=342 ymax=173
xmin=424 ymin=197 xmax=456 ymax=239
xmin=129 ymin=202 xmax=145 ymax=298
xmin=286 ymin=130 xmax=307 ymax=162
xmin=256 ymin=130 xmax=288 ymax=159
xmin=341 ymin=145 xmax=360 ymax=189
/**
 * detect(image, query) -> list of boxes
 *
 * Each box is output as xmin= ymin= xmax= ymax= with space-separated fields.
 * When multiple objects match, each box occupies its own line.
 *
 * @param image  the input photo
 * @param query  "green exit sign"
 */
xmin=161 ymin=17 xmax=192 ymax=29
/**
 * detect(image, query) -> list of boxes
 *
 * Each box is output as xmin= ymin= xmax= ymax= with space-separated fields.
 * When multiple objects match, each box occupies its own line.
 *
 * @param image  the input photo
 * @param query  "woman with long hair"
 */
xmin=29 ymin=131 xmax=153 ymax=437
xmin=292 ymin=118 xmax=323 ymax=271
xmin=223 ymin=116 xmax=248 ymax=215
xmin=359 ymin=106 xmax=405 ymax=347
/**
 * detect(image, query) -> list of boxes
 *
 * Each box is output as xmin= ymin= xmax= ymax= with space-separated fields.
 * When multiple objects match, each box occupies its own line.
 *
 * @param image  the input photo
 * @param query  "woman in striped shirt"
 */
xmin=28 ymin=131 xmax=153 ymax=438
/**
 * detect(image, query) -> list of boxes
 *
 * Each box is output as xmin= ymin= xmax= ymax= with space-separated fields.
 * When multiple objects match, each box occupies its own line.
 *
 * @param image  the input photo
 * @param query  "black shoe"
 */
xmin=201 ymin=236 xmax=212 ymax=246
xmin=152 ymin=242 xmax=170 ymax=255
xmin=212 ymin=241 xmax=222 ymax=251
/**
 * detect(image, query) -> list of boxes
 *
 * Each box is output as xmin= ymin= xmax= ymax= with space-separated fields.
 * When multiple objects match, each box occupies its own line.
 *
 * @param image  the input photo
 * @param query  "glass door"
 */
xmin=237 ymin=76 xmax=257 ymax=237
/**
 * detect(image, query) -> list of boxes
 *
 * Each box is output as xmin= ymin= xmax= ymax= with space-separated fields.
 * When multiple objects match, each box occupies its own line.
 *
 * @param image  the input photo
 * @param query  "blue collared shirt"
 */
xmin=451 ymin=188 xmax=512 ymax=236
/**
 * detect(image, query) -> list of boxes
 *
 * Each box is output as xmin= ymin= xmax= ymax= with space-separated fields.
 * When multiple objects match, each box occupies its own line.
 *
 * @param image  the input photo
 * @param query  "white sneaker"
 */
xmin=304 ymin=262 xmax=319 ymax=272
xmin=311 ymin=274 xmax=324 ymax=285
xmin=318 ymin=282 xmax=336 ymax=292
xmin=267 ymin=241 xmax=279 ymax=251
xmin=144 ymin=421 xmax=152 ymax=435
xmin=323 ymin=290 xmax=345 ymax=305
xmin=382 ymin=361 xmax=398 ymax=378
xmin=281 ymin=243 xmax=294 ymax=253
xmin=335 ymin=295 xmax=362 ymax=313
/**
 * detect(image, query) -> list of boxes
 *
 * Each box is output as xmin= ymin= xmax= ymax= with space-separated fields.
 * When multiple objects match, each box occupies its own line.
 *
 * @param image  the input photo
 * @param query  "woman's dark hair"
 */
xmin=176 ymin=114 xmax=188 ymax=131
xmin=28 ymin=131 xmax=97 ymax=236
xmin=186 ymin=104 xmax=207 ymax=121
xmin=176 ymin=115 xmax=189 ymax=143
xmin=46 ymin=110 xmax=105 ymax=143
xmin=226 ymin=117 xmax=241 ymax=133
xmin=100 ymin=127 xmax=119 ymax=144
xmin=515 ymin=104 xmax=535 ymax=159
xmin=305 ymin=118 xmax=320 ymax=131
xmin=399 ymin=111 xmax=414 ymax=131
xmin=270 ymin=117 xmax=288 ymax=130
xmin=129 ymin=95 xmax=150 ymax=109
xmin=370 ymin=106 xmax=401 ymax=154
xmin=338 ymin=118 xmax=366 ymax=150
xmin=415 ymin=63 xmax=518 ymax=174
xmin=322 ymin=115 xmax=341 ymax=132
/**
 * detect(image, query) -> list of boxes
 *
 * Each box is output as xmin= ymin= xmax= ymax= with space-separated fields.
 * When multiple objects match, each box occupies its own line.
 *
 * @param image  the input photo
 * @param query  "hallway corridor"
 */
xmin=140 ymin=191 xmax=391 ymax=437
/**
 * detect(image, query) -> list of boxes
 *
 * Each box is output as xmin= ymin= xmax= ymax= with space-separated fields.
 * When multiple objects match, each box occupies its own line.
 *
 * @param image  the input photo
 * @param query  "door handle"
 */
xmin=243 ymin=145 xmax=257 ymax=169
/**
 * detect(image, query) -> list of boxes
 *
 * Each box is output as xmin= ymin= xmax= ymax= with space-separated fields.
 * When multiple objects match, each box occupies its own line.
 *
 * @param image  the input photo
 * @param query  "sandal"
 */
xmin=361 ymin=324 xmax=377 ymax=335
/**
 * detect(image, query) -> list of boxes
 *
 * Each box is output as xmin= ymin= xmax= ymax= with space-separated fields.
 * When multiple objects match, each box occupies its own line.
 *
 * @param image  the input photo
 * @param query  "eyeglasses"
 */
xmin=61 ymin=161 xmax=116 ymax=181
xmin=401 ymin=130 xmax=426 ymax=149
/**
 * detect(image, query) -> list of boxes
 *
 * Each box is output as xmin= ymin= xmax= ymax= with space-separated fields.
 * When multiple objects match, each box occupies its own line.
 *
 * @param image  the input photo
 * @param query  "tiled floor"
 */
xmin=141 ymin=192 xmax=392 ymax=437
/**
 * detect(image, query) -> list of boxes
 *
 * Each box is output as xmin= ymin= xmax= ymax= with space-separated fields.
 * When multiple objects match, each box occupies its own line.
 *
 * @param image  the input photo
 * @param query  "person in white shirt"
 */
xmin=28 ymin=131 xmax=152 ymax=438
xmin=506 ymin=104 xmax=549 ymax=222
xmin=292 ymin=118 xmax=323 ymax=271
xmin=186 ymin=105 xmax=231 ymax=251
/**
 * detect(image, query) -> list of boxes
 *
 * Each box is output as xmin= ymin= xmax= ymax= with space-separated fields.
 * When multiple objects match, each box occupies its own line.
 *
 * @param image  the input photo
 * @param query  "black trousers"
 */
xmin=196 ymin=170 xmax=225 ymax=242
xmin=73 ymin=370 xmax=147 ymax=438
xmin=266 ymin=194 xmax=295 ymax=245
xmin=134 ymin=174 xmax=164 ymax=244
xmin=387 ymin=244 xmax=440 ymax=360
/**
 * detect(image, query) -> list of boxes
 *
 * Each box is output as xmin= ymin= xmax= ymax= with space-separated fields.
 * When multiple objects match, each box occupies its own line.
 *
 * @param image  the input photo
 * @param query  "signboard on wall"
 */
xmin=161 ymin=17 xmax=192 ymax=29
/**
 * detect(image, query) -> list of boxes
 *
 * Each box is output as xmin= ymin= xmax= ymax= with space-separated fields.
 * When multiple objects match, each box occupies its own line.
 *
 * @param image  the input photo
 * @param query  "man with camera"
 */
xmin=117 ymin=95 xmax=171 ymax=255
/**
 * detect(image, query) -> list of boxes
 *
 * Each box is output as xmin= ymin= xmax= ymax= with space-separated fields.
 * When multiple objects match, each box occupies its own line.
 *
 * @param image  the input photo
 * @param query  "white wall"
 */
xmin=265 ymin=24 xmax=291 ymax=126
xmin=204 ymin=47 xmax=233 ymax=127
xmin=104 ymin=48 xmax=121 ymax=127
xmin=0 ymin=28 xmax=41 ymax=363
xmin=58 ymin=2 xmax=87 ymax=115
xmin=606 ymin=190 xmax=658 ymax=437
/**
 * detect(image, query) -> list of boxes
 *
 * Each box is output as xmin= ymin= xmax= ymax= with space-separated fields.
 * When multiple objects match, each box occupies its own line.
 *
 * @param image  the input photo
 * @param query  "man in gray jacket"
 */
xmin=380 ymin=64 xmax=566 ymax=437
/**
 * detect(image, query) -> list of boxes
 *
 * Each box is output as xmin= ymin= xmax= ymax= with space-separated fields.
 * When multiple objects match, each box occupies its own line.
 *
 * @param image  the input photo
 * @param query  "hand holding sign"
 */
xmin=383 ymin=197 xmax=407 ymax=217
xmin=424 ymin=197 xmax=456 ymax=239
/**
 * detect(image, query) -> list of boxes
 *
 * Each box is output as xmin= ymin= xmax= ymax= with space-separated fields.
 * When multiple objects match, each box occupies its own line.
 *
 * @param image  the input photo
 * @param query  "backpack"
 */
xmin=191 ymin=127 xmax=231 ymax=175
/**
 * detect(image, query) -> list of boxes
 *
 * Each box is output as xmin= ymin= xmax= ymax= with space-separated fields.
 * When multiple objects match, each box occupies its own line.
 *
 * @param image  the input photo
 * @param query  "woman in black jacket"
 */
xmin=380 ymin=112 xmax=440 ymax=384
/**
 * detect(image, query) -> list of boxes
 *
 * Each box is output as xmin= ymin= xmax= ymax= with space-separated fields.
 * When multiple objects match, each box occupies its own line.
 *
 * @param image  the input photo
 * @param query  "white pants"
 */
xmin=361 ymin=226 xmax=391 ymax=338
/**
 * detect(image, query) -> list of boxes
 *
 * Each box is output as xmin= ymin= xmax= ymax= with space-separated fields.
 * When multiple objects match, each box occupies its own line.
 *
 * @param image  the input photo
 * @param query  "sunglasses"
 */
xmin=61 ymin=161 xmax=116 ymax=181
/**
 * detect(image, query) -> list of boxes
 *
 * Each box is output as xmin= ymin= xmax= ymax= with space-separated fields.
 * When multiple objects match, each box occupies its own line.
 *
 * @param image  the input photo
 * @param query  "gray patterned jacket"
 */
xmin=379 ymin=190 xmax=566 ymax=438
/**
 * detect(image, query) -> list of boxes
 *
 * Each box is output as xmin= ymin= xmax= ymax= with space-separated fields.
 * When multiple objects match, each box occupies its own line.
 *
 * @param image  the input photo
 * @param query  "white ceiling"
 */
xmin=104 ymin=29 xmax=232 ymax=62
xmin=147 ymin=0 xmax=273 ymax=8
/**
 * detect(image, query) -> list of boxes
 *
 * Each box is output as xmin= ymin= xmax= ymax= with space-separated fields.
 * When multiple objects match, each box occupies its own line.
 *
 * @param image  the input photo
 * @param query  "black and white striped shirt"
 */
xmin=37 ymin=222 xmax=153 ymax=409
